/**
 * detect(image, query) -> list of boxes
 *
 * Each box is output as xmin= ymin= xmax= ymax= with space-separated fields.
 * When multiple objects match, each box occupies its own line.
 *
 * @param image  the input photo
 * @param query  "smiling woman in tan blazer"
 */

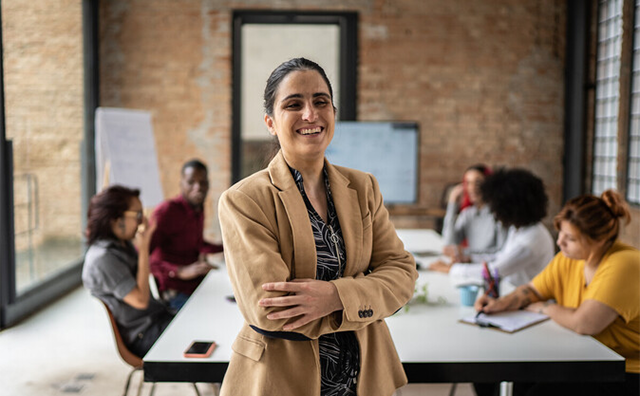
xmin=218 ymin=58 xmax=418 ymax=396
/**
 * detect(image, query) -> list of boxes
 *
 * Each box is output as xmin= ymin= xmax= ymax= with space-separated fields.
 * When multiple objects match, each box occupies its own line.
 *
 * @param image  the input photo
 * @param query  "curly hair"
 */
xmin=480 ymin=168 xmax=548 ymax=228
xmin=85 ymin=185 xmax=140 ymax=245
xmin=554 ymin=189 xmax=631 ymax=243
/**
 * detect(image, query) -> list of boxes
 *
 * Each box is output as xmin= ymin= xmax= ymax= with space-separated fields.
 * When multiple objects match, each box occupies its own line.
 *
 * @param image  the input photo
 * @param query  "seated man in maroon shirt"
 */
xmin=150 ymin=159 xmax=223 ymax=310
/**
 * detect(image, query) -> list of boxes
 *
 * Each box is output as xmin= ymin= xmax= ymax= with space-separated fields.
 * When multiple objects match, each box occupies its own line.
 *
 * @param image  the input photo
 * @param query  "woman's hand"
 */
xmin=259 ymin=279 xmax=344 ymax=331
xmin=475 ymin=283 xmax=542 ymax=314
xmin=448 ymin=183 xmax=464 ymax=204
xmin=474 ymin=294 xmax=508 ymax=313
xmin=177 ymin=260 xmax=212 ymax=280
xmin=429 ymin=259 xmax=452 ymax=273
xmin=442 ymin=245 xmax=458 ymax=259
xmin=134 ymin=216 xmax=156 ymax=250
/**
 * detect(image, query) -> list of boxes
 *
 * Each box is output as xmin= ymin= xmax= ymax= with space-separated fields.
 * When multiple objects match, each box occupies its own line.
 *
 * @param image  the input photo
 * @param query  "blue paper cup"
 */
xmin=458 ymin=285 xmax=480 ymax=307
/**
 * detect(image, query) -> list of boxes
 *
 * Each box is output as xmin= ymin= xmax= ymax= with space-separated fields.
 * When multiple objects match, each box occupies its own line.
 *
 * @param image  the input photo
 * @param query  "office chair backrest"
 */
xmin=101 ymin=301 xmax=143 ymax=369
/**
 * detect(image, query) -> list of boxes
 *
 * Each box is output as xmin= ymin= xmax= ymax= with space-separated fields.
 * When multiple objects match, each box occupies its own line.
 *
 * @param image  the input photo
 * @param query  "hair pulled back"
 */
xmin=263 ymin=57 xmax=335 ymax=117
xmin=85 ymin=185 xmax=140 ymax=245
xmin=554 ymin=189 xmax=631 ymax=243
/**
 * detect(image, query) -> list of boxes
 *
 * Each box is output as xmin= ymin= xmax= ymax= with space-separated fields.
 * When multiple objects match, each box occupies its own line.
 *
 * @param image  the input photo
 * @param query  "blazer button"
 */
xmin=358 ymin=310 xmax=363 ymax=318
xmin=368 ymin=309 xmax=373 ymax=317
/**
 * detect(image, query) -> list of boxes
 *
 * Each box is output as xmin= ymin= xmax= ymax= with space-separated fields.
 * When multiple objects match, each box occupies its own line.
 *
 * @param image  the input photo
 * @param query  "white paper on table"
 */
xmin=460 ymin=310 xmax=549 ymax=333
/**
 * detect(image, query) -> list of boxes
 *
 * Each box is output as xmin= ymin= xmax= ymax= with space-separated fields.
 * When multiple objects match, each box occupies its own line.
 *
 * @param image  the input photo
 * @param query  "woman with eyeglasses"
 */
xmin=82 ymin=185 xmax=174 ymax=357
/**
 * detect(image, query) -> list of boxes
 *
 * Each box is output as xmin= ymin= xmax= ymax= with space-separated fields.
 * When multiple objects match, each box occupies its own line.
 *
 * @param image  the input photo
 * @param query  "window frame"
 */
xmin=589 ymin=0 xmax=638 ymax=207
xmin=230 ymin=10 xmax=358 ymax=183
xmin=0 ymin=0 xmax=99 ymax=329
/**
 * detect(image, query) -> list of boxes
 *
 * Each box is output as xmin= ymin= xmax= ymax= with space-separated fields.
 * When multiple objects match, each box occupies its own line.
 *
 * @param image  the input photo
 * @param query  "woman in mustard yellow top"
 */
xmin=475 ymin=189 xmax=639 ymax=396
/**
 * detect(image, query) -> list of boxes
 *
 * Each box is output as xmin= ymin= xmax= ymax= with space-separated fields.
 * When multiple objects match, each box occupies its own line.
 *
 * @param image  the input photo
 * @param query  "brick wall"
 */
xmin=2 ymin=0 xmax=84 ymax=249
xmin=99 ymin=0 xmax=567 ymax=241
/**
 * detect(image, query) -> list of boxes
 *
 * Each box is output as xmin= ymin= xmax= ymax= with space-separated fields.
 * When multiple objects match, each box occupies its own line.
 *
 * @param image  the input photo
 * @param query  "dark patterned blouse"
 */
xmin=290 ymin=166 xmax=360 ymax=396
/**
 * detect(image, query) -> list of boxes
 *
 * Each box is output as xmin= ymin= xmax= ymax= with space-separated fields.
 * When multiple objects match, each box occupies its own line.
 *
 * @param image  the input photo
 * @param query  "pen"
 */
xmin=483 ymin=261 xmax=494 ymax=284
xmin=483 ymin=261 xmax=497 ymax=298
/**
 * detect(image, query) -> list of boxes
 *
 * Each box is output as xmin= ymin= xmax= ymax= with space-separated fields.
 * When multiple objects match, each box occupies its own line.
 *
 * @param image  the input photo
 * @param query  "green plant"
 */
xmin=402 ymin=282 xmax=447 ymax=313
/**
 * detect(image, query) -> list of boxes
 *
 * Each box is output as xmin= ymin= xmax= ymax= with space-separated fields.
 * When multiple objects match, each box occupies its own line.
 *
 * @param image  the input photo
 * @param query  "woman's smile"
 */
xmin=298 ymin=126 xmax=323 ymax=135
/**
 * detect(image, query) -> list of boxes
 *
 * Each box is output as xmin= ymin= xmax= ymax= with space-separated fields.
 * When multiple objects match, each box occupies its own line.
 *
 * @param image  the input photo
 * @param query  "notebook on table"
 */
xmin=460 ymin=311 xmax=549 ymax=334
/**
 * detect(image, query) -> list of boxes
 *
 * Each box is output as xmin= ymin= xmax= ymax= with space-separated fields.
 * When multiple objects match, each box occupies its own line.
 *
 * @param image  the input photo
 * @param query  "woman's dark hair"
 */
xmin=466 ymin=163 xmax=492 ymax=176
xmin=480 ymin=168 xmax=548 ymax=228
xmin=554 ymin=189 xmax=631 ymax=243
xmin=263 ymin=57 xmax=335 ymax=117
xmin=85 ymin=185 xmax=140 ymax=245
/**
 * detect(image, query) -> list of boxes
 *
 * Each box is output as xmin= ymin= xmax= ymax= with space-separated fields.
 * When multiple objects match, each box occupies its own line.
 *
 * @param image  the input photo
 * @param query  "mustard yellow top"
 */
xmin=533 ymin=241 xmax=640 ymax=373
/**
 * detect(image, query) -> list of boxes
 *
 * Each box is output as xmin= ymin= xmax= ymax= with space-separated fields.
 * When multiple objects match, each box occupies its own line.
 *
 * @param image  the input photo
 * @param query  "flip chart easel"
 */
xmin=95 ymin=107 xmax=164 ymax=208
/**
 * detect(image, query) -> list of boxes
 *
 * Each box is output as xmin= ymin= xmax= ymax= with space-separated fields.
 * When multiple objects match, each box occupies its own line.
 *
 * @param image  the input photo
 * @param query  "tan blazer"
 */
xmin=218 ymin=151 xmax=418 ymax=396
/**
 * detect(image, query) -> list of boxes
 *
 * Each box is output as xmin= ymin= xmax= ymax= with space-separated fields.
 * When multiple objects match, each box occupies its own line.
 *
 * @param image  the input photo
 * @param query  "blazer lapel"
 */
xmin=268 ymin=151 xmax=317 ymax=280
xmin=326 ymin=162 xmax=363 ymax=276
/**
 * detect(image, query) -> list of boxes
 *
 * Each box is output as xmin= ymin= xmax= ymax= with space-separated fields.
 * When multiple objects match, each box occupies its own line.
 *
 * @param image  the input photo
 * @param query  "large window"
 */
xmin=593 ymin=0 xmax=623 ymax=196
xmin=592 ymin=0 xmax=639 ymax=206
xmin=628 ymin=0 xmax=640 ymax=204
xmin=0 ymin=0 xmax=98 ymax=328
xmin=3 ymin=1 xmax=85 ymax=293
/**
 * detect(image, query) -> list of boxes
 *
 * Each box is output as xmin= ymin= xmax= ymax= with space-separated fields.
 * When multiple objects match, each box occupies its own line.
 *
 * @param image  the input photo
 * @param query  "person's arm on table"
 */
xmin=474 ymin=282 xmax=543 ymax=313
xmin=525 ymin=299 xmax=618 ymax=335
xmin=450 ymin=238 xmax=532 ymax=281
xmin=475 ymin=282 xmax=618 ymax=335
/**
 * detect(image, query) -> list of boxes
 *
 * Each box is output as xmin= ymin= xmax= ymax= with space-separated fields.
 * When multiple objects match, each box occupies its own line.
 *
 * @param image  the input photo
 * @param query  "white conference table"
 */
xmin=144 ymin=229 xmax=625 ymax=391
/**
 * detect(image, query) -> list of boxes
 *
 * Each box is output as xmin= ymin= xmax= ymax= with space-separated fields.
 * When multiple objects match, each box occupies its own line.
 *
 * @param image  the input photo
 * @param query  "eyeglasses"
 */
xmin=123 ymin=210 xmax=143 ymax=222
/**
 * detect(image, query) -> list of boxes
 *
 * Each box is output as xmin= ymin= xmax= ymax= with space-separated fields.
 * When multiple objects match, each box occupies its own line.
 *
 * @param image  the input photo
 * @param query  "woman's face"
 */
xmin=111 ymin=197 xmax=143 ymax=241
xmin=464 ymin=169 xmax=485 ymax=204
xmin=556 ymin=220 xmax=592 ymax=260
xmin=264 ymin=70 xmax=335 ymax=164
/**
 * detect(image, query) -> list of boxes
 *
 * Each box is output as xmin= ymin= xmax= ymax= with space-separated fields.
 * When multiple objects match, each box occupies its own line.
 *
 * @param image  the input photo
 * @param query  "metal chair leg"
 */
xmin=135 ymin=370 xmax=145 ymax=396
xmin=148 ymin=382 xmax=156 ymax=396
xmin=448 ymin=383 xmax=457 ymax=396
xmin=192 ymin=383 xmax=201 ymax=396
xmin=123 ymin=367 xmax=141 ymax=396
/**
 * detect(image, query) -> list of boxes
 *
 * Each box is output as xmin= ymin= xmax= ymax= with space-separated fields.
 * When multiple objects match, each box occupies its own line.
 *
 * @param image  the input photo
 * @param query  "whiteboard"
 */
xmin=95 ymin=107 xmax=164 ymax=207
xmin=325 ymin=122 xmax=419 ymax=204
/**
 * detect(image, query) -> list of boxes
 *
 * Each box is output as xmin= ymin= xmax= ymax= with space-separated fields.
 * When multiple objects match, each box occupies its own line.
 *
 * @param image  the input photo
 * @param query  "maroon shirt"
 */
xmin=149 ymin=195 xmax=223 ymax=295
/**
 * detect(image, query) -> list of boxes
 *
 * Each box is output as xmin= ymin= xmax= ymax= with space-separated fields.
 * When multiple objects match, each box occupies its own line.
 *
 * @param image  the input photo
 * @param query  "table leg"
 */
xmin=499 ymin=381 xmax=513 ymax=396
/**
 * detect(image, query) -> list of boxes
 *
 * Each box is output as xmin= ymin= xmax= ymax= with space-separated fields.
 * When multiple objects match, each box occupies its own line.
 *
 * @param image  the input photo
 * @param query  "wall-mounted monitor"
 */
xmin=325 ymin=121 xmax=419 ymax=205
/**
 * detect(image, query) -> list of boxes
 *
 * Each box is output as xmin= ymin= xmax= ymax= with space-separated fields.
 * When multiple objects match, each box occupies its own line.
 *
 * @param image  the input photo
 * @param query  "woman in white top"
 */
xmin=440 ymin=164 xmax=507 ymax=262
xmin=433 ymin=168 xmax=555 ymax=288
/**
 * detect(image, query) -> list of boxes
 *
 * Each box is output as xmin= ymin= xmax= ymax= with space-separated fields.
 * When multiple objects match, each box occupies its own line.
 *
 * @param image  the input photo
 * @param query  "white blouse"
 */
xmin=449 ymin=222 xmax=555 ymax=288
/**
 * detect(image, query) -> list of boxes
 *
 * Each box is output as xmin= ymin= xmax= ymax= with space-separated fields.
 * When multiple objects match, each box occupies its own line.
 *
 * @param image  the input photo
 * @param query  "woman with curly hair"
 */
xmin=433 ymin=168 xmax=555 ymax=289
xmin=474 ymin=189 xmax=638 ymax=396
